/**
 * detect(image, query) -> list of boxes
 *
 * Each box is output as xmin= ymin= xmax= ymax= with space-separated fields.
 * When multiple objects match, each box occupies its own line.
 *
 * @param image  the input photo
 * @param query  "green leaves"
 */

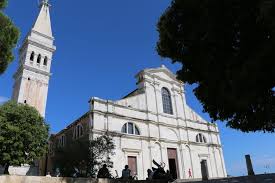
xmin=53 ymin=134 xmax=115 ymax=177
xmin=88 ymin=134 xmax=115 ymax=177
xmin=0 ymin=0 xmax=7 ymax=9
xmin=0 ymin=101 xmax=49 ymax=167
xmin=157 ymin=0 xmax=275 ymax=132
xmin=0 ymin=0 xmax=19 ymax=75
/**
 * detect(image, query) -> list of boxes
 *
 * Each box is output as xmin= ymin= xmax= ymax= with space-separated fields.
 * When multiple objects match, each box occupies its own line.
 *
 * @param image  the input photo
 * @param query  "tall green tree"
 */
xmin=157 ymin=0 xmax=275 ymax=132
xmin=88 ymin=134 xmax=115 ymax=177
xmin=0 ymin=0 xmax=19 ymax=75
xmin=0 ymin=101 xmax=49 ymax=174
xmin=53 ymin=133 xmax=115 ymax=178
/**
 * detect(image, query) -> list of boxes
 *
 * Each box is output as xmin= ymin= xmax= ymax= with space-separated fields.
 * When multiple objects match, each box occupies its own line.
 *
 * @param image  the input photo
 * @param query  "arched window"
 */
xmin=121 ymin=122 xmax=140 ymax=135
xmin=78 ymin=125 xmax=83 ymax=136
xmin=196 ymin=133 xmax=207 ymax=143
xmin=49 ymin=142 xmax=53 ymax=154
xmin=43 ymin=56 xmax=48 ymax=66
xmin=73 ymin=124 xmax=84 ymax=139
xmin=59 ymin=135 xmax=66 ymax=147
xmin=37 ymin=54 xmax=41 ymax=64
xmin=161 ymin=88 xmax=173 ymax=114
xmin=30 ymin=51 xmax=35 ymax=61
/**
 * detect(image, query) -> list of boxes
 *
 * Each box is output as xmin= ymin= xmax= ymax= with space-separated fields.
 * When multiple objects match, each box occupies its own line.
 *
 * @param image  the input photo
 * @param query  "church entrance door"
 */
xmin=128 ymin=156 xmax=137 ymax=177
xmin=167 ymin=148 xmax=179 ymax=179
xmin=200 ymin=160 xmax=209 ymax=180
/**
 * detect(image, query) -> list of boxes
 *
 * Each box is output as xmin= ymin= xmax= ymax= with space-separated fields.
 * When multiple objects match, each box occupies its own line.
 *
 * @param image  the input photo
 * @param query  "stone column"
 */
xmin=245 ymin=154 xmax=255 ymax=176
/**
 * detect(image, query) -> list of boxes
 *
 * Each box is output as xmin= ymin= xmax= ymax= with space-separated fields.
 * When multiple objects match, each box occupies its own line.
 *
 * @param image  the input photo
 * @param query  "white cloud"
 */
xmin=0 ymin=96 xmax=9 ymax=104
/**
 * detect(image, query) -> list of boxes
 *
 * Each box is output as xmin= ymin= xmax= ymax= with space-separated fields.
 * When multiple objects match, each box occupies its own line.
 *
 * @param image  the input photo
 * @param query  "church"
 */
xmin=10 ymin=0 xmax=227 ymax=179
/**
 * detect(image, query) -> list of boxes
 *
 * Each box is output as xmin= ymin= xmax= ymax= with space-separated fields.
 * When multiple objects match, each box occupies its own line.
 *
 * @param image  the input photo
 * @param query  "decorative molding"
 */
xmin=122 ymin=148 xmax=142 ymax=153
xmin=92 ymin=98 xmax=217 ymax=128
xmin=31 ymin=30 xmax=54 ymax=40
xmin=23 ymin=65 xmax=51 ymax=77
xmin=198 ymin=154 xmax=210 ymax=158
xmin=27 ymin=37 xmax=56 ymax=52
xmin=92 ymin=110 xmax=219 ymax=135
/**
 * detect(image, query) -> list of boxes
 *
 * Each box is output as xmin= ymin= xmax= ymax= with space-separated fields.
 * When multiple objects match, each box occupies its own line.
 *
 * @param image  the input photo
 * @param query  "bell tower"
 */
xmin=12 ymin=0 xmax=56 ymax=117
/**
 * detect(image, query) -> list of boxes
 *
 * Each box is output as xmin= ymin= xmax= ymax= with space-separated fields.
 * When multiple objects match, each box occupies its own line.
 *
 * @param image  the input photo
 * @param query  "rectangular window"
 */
xmin=128 ymin=123 xmax=134 ymax=134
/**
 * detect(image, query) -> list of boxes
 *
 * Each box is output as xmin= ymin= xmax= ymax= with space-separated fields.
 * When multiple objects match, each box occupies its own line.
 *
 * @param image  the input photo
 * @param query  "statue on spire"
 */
xmin=41 ymin=0 xmax=50 ymax=7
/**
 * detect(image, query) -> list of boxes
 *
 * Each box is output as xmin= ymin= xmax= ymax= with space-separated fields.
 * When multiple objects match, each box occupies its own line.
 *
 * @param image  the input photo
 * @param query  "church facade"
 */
xmin=8 ymin=0 xmax=227 ymax=179
xmin=48 ymin=66 xmax=227 ymax=180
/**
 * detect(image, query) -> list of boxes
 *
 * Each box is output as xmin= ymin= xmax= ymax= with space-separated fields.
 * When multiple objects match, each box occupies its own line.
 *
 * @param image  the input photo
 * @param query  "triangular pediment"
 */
xmin=144 ymin=65 xmax=180 ymax=83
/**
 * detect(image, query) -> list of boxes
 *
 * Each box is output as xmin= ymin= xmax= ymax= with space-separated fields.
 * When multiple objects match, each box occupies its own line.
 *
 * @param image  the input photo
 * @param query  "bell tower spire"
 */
xmin=33 ymin=0 xmax=52 ymax=37
xmin=12 ymin=0 xmax=56 ymax=117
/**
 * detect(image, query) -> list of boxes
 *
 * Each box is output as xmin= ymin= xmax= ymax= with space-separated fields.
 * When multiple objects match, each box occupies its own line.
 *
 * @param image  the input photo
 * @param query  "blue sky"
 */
xmin=1 ymin=0 xmax=274 ymax=176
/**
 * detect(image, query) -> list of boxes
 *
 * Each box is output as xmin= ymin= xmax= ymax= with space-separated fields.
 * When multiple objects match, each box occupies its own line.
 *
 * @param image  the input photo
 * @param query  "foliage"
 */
xmin=0 ymin=0 xmax=20 ymax=75
xmin=53 ymin=137 xmax=90 ymax=177
xmin=157 ymin=0 xmax=275 ymax=132
xmin=0 ymin=101 xmax=49 ymax=174
xmin=88 ymin=134 xmax=115 ymax=177
xmin=53 ymin=133 xmax=115 ymax=178
xmin=0 ymin=0 xmax=7 ymax=9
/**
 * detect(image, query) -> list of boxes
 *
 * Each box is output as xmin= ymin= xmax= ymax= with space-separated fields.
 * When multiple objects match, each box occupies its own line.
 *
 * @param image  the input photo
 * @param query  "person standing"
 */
xmin=97 ymin=164 xmax=111 ymax=178
xmin=188 ymin=168 xmax=192 ymax=178
xmin=122 ymin=165 xmax=131 ymax=179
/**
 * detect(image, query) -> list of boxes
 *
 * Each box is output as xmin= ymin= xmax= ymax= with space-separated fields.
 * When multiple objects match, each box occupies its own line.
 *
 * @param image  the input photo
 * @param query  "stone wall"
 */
xmin=1 ymin=174 xmax=275 ymax=183
xmin=176 ymin=173 xmax=275 ymax=183
xmin=0 ymin=176 xmax=166 ymax=183
xmin=0 ymin=175 xmax=98 ymax=183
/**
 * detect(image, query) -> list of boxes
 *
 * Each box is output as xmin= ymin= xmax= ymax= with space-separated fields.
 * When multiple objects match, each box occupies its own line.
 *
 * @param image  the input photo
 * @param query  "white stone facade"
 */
xmin=89 ymin=66 xmax=227 ymax=180
xmin=50 ymin=66 xmax=227 ymax=180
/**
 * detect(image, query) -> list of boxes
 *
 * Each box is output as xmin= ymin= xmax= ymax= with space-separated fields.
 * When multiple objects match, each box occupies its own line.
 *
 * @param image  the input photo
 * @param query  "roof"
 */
xmin=122 ymin=89 xmax=145 ymax=99
xmin=32 ymin=2 xmax=53 ymax=37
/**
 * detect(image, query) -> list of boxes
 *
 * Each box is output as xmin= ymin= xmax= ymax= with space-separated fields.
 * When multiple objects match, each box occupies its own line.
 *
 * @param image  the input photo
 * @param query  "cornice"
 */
xmin=25 ymin=36 xmax=56 ymax=52
xmin=91 ymin=129 xmax=221 ymax=147
xmin=24 ymin=65 xmax=51 ymax=77
xmin=92 ymin=98 xmax=216 ymax=127
xmin=92 ymin=110 xmax=219 ymax=134
xmin=31 ymin=30 xmax=54 ymax=40
xmin=148 ymin=72 xmax=182 ymax=87
xmin=122 ymin=148 xmax=142 ymax=153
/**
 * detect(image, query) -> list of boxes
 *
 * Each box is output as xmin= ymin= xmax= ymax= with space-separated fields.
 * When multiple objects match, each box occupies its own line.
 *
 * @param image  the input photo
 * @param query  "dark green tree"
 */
xmin=0 ymin=101 xmax=49 ymax=174
xmin=157 ymin=0 xmax=275 ymax=132
xmin=53 ymin=137 xmax=90 ymax=177
xmin=88 ymin=134 xmax=115 ymax=177
xmin=53 ymin=133 xmax=115 ymax=178
xmin=0 ymin=0 xmax=20 ymax=75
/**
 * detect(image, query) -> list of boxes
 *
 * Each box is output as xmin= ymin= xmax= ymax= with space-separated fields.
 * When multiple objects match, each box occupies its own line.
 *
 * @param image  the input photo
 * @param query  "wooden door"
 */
xmin=128 ymin=156 xmax=137 ymax=176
